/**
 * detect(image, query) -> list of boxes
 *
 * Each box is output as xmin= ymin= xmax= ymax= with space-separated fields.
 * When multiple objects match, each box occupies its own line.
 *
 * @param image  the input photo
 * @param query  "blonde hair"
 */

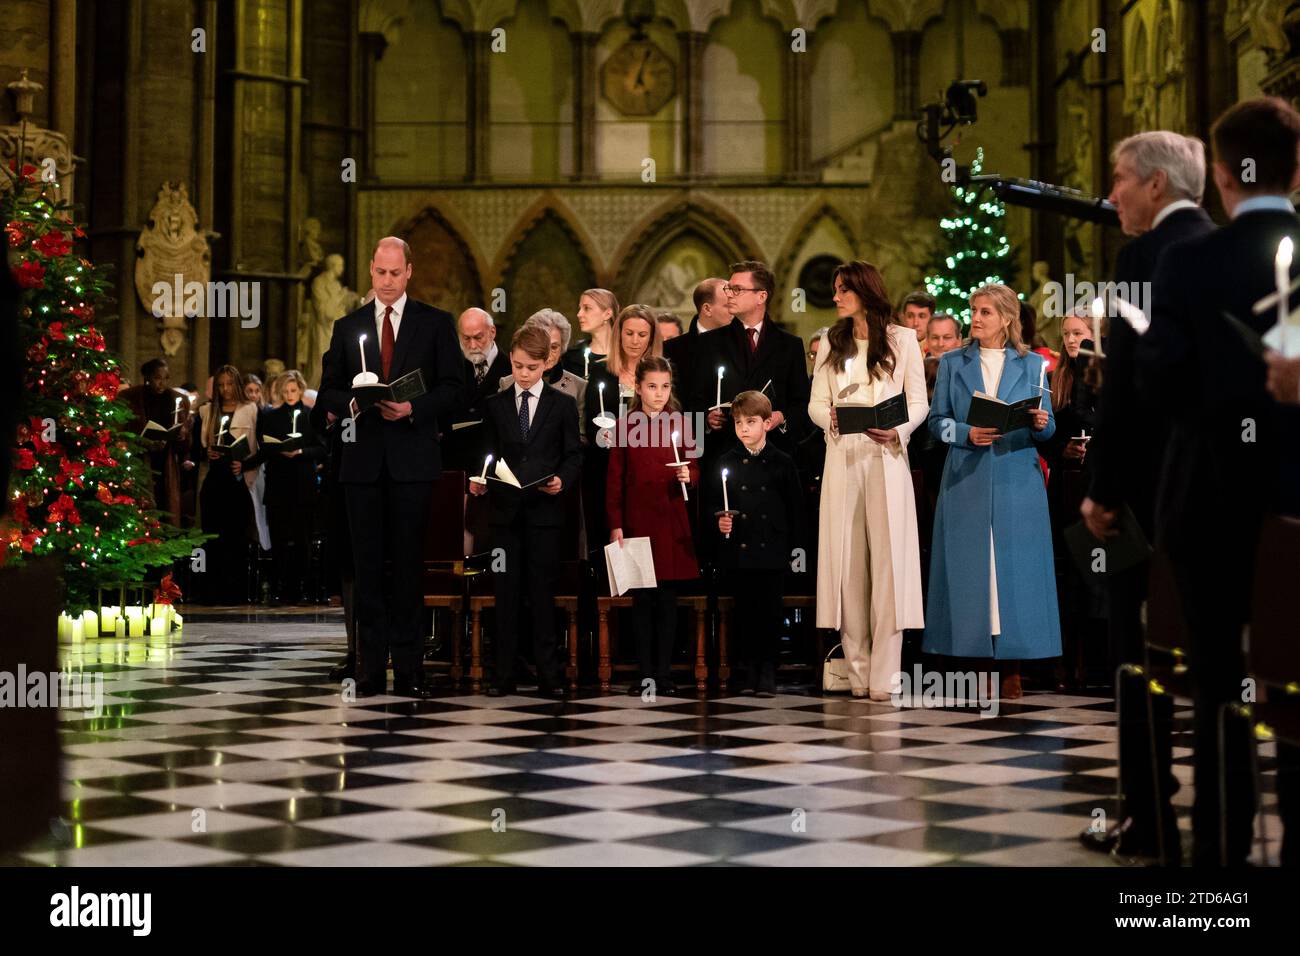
xmin=969 ymin=284 xmax=1028 ymax=356
xmin=580 ymin=288 xmax=619 ymax=324
xmin=275 ymin=369 xmax=309 ymax=404
xmin=607 ymin=303 xmax=662 ymax=377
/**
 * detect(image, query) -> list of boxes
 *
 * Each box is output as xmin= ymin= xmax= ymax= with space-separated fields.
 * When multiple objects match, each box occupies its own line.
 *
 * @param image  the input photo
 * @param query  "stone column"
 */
xmin=784 ymin=42 xmax=810 ymax=180
xmin=678 ymin=31 xmax=706 ymax=179
xmin=571 ymin=31 xmax=598 ymax=180
xmin=465 ymin=32 xmax=492 ymax=181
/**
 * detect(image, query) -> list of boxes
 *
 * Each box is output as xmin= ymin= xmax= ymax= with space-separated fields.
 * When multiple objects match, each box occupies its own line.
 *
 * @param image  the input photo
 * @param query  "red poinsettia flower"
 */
xmin=13 ymin=448 xmax=35 ymax=470
xmin=6 ymin=160 xmax=37 ymax=176
xmin=153 ymin=572 xmax=182 ymax=606
xmin=48 ymin=493 xmax=81 ymax=526
xmin=14 ymin=259 xmax=45 ymax=289
xmin=89 ymin=372 xmax=120 ymax=397
xmin=58 ymin=459 xmax=86 ymax=487
xmin=47 ymin=321 xmax=64 ymax=339
xmin=20 ymin=531 xmax=41 ymax=552
xmin=4 ymin=221 xmax=24 ymax=247
xmin=11 ymin=500 xmax=27 ymax=523
xmin=85 ymin=444 xmax=116 ymax=468
xmin=33 ymin=230 xmax=72 ymax=258
xmin=69 ymin=303 xmax=94 ymax=322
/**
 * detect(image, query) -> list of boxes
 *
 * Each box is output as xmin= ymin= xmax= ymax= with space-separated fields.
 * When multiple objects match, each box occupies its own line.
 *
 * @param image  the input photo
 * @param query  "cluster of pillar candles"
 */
xmin=56 ymin=604 xmax=183 ymax=643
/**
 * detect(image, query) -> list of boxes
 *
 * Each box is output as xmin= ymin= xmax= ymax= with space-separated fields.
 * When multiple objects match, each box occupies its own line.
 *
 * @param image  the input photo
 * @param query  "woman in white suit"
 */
xmin=808 ymin=261 xmax=928 ymax=699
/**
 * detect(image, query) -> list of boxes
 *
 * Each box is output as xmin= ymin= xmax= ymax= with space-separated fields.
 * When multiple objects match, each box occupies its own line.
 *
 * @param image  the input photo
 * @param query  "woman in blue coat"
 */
xmin=923 ymin=283 xmax=1061 ymax=698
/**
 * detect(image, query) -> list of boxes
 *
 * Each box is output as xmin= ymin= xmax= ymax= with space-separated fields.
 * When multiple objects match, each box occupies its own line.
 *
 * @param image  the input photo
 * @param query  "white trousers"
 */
xmin=838 ymin=442 xmax=902 ymax=693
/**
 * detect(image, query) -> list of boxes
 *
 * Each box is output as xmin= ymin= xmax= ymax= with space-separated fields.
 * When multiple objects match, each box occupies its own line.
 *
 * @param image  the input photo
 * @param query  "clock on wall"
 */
xmin=601 ymin=39 xmax=676 ymax=117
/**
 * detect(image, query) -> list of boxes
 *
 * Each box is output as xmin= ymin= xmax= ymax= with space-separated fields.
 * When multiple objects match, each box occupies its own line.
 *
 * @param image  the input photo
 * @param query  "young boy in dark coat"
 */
xmin=712 ymin=390 xmax=806 ymax=696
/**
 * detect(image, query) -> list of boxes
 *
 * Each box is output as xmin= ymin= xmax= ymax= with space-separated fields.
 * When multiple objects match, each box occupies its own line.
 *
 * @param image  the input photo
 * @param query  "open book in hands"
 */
xmin=489 ymin=457 xmax=555 ymax=490
xmin=835 ymin=393 xmax=908 ymax=433
xmin=965 ymin=390 xmax=1041 ymax=433
xmin=351 ymin=368 xmax=427 ymax=413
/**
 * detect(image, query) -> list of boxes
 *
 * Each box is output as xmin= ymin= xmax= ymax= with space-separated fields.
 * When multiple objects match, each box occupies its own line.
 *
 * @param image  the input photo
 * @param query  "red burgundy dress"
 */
xmin=605 ymin=417 xmax=700 ymax=583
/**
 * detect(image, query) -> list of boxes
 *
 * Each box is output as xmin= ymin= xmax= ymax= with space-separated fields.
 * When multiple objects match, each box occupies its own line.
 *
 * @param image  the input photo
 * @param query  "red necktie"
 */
xmin=381 ymin=305 xmax=395 ymax=381
xmin=748 ymin=326 xmax=758 ymax=354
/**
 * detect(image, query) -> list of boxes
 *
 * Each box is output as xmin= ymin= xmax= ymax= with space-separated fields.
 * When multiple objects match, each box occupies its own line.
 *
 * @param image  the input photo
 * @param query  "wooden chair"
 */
xmin=717 ymin=593 xmax=819 ymax=689
xmin=421 ymin=470 xmax=468 ymax=682
xmin=1238 ymin=514 xmax=1300 ymax=866
xmin=596 ymin=593 xmax=710 ymax=694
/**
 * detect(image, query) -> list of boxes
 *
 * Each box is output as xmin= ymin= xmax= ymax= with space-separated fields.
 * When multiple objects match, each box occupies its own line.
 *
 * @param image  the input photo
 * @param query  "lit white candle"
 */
xmin=583 ymin=347 xmax=591 ymax=379
xmin=150 ymin=615 xmax=167 ymax=637
xmin=1090 ymin=298 xmax=1106 ymax=358
xmin=671 ymin=430 xmax=688 ymax=501
xmin=218 ymin=414 xmax=229 ymax=443
xmin=291 ymin=408 xmax=300 ymax=435
xmin=721 ymin=467 xmax=730 ymax=512
xmin=173 ymin=396 xmax=182 ymax=426
xmin=1038 ymin=358 xmax=1046 ymax=393
xmin=479 ymin=454 xmax=492 ymax=481
xmin=358 ymin=333 xmax=370 ymax=377
xmin=114 ymin=616 xmax=126 ymax=639
xmin=1277 ymin=236 xmax=1293 ymax=353
xmin=128 ymin=612 xmax=144 ymax=638
xmin=715 ymin=366 xmax=724 ymax=408
xmin=598 ymin=380 xmax=606 ymax=418
xmin=82 ymin=609 xmax=98 ymax=638
xmin=71 ymin=618 xmax=83 ymax=643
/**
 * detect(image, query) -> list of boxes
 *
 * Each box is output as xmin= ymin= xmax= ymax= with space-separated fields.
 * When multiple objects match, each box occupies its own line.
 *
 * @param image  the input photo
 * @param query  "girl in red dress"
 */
xmin=606 ymin=355 xmax=699 ymax=695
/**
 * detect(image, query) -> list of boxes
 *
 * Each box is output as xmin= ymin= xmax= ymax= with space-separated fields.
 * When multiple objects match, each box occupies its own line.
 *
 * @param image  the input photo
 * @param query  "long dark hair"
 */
xmin=207 ymin=364 xmax=249 ymax=444
xmin=824 ymin=260 xmax=896 ymax=380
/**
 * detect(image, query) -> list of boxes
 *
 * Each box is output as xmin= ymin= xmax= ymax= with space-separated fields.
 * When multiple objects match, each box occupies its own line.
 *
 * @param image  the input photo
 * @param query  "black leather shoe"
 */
xmin=354 ymin=679 xmax=386 ymax=698
xmin=1079 ymin=818 xmax=1127 ymax=854
xmin=486 ymin=683 xmax=516 ymax=698
xmin=657 ymin=679 xmax=678 ymax=697
xmin=329 ymin=659 xmax=355 ymax=682
xmin=757 ymin=663 xmax=777 ymax=697
xmin=538 ymin=683 xmax=566 ymax=700
xmin=392 ymin=677 xmax=435 ymax=699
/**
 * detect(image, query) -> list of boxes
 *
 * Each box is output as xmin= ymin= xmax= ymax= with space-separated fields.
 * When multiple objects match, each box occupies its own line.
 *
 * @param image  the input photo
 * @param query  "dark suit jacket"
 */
xmin=687 ymin=315 xmax=812 ymax=459
xmin=1088 ymin=205 xmax=1215 ymax=531
xmin=663 ymin=313 xmax=702 ymax=400
xmin=480 ymin=384 xmax=583 ymax=528
xmin=317 ymin=298 xmax=464 ymax=484
xmin=440 ymin=347 xmax=511 ymax=473
xmin=1138 ymin=206 xmax=1300 ymax=598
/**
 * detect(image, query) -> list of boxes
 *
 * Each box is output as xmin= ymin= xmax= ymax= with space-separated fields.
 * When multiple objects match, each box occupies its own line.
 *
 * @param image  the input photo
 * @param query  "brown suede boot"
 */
xmin=1001 ymin=673 xmax=1023 ymax=699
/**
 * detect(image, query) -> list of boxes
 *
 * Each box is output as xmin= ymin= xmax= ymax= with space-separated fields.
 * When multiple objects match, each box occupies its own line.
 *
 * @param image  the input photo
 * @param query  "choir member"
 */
xmin=923 ymin=284 xmax=1060 ymax=699
xmin=499 ymin=309 xmax=588 ymax=431
xmin=245 ymin=369 xmax=324 ymax=604
xmin=808 ymin=261 xmax=928 ymax=699
xmin=120 ymin=357 xmax=193 ymax=527
xmin=606 ymin=355 xmax=699 ymax=694
xmin=194 ymin=364 xmax=260 ymax=604
xmin=441 ymin=307 xmax=510 ymax=475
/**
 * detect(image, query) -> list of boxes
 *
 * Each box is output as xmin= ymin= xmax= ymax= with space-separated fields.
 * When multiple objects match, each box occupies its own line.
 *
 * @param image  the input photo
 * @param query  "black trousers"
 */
xmin=344 ymin=472 xmax=432 ymax=685
xmin=1166 ymin=549 xmax=1255 ymax=865
xmin=266 ymin=483 xmax=314 ymax=601
xmin=491 ymin=520 xmax=561 ymax=688
xmin=198 ymin=467 xmax=252 ymax=604
xmin=632 ymin=581 xmax=680 ymax=685
xmin=729 ymin=569 xmax=783 ymax=669
xmin=1109 ymin=559 xmax=1180 ymax=853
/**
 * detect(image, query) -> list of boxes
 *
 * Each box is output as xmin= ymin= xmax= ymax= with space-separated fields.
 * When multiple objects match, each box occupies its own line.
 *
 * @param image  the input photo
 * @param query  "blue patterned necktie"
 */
xmin=518 ymin=390 xmax=531 ymax=439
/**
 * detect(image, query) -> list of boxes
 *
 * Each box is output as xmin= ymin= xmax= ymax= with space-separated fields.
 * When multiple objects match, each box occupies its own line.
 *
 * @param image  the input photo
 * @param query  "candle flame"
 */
xmin=722 ymin=467 xmax=729 ymax=479
xmin=1280 ymin=236 xmax=1294 ymax=270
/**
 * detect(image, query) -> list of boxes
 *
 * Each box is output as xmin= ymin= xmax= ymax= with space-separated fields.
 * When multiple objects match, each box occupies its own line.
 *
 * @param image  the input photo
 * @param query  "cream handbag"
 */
xmin=822 ymin=643 xmax=852 ymax=693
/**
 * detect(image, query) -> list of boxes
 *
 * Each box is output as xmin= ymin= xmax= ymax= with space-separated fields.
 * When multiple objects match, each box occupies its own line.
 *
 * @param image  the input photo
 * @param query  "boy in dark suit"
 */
xmin=469 ymin=325 xmax=583 ymax=697
xmin=712 ymin=391 xmax=806 ymax=696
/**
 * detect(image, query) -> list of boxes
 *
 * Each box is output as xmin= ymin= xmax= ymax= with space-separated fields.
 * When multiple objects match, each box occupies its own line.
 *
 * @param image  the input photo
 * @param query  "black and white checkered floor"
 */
xmin=6 ymin=612 xmax=1282 ymax=866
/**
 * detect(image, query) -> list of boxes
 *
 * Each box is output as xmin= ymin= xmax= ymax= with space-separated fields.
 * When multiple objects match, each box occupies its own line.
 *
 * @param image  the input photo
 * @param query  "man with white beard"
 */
xmin=441 ymin=308 xmax=511 ymax=473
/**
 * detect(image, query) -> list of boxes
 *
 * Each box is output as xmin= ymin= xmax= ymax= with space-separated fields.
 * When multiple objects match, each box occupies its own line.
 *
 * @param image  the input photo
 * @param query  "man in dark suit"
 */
xmin=441 ymin=307 xmax=511 ymax=474
xmin=663 ymin=277 xmax=728 ymax=394
xmin=318 ymin=236 xmax=465 ymax=697
xmin=689 ymin=260 xmax=812 ymax=465
xmin=469 ymin=325 xmax=583 ymax=697
xmin=1135 ymin=97 xmax=1300 ymax=866
xmin=1078 ymin=131 xmax=1215 ymax=862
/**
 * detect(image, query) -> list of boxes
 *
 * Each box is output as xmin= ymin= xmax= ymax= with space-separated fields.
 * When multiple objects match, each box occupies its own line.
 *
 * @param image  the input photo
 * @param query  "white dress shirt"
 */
xmin=514 ymin=378 xmax=544 ymax=418
xmin=374 ymin=293 xmax=407 ymax=341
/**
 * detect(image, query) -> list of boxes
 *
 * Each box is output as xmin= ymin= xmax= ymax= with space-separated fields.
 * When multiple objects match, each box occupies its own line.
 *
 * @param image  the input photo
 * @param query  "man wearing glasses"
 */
xmin=689 ymin=260 xmax=811 ymax=463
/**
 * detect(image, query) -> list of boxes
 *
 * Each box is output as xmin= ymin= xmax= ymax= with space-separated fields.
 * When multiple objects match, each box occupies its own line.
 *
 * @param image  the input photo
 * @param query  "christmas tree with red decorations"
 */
xmin=2 ymin=162 xmax=205 ymax=608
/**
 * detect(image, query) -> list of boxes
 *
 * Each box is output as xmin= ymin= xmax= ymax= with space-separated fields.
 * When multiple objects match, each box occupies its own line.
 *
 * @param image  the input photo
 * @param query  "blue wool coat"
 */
xmin=922 ymin=343 xmax=1062 ymax=659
